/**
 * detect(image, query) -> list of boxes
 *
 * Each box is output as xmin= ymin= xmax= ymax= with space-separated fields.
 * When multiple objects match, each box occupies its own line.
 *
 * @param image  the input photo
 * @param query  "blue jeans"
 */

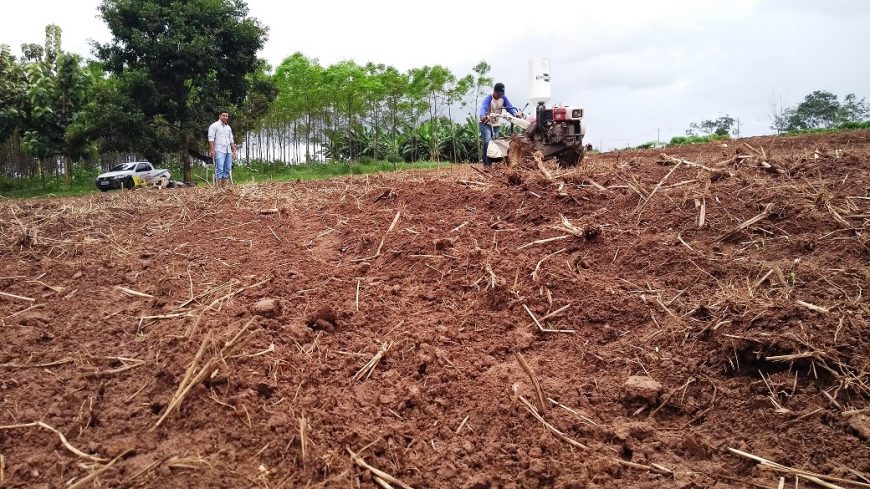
xmin=214 ymin=152 xmax=232 ymax=180
xmin=479 ymin=123 xmax=500 ymax=165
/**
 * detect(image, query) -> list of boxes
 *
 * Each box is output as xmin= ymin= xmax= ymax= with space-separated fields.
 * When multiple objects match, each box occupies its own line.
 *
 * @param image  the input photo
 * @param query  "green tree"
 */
xmin=95 ymin=0 xmax=269 ymax=182
xmin=471 ymin=61 xmax=492 ymax=162
xmin=0 ymin=45 xmax=28 ymax=145
xmin=273 ymin=53 xmax=327 ymax=162
xmin=838 ymin=93 xmax=869 ymax=125
xmin=362 ymin=63 xmax=388 ymax=161
xmin=15 ymin=26 xmax=89 ymax=184
xmin=446 ymin=74 xmax=473 ymax=163
xmin=771 ymin=90 xmax=868 ymax=133
xmin=687 ymin=114 xmax=735 ymax=137
xmin=786 ymin=90 xmax=841 ymax=130
xmin=322 ymin=60 xmax=367 ymax=161
xmin=231 ymin=60 xmax=277 ymax=162
xmin=379 ymin=66 xmax=410 ymax=161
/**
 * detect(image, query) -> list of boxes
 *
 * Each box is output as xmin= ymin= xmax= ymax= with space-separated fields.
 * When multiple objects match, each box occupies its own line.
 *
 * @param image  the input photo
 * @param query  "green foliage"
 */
xmin=233 ymin=160 xmax=440 ymax=182
xmin=687 ymin=114 xmax=735 ymax=137
xmin=268 ymin=54 xmax=493 ymax=165
xmin=783 ymin=119 xmax=870 ymax=136
xmin=0 ymin=25 xmax=91 ymax=186
xmin=668 ymin=133 xmax=730 ymax=146
xmin=773 ymin=90 xmax=869 ymax=132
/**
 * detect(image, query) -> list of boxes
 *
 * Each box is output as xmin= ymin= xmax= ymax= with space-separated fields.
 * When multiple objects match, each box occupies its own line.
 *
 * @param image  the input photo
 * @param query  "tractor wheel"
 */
xmin=556 ymin=146 xmax=585 ymax=167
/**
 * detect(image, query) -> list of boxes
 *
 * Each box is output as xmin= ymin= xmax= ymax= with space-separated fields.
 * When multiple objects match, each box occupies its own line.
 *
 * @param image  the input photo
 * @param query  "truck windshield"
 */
xmin=109 ymin=163 xmax=136 ymax=172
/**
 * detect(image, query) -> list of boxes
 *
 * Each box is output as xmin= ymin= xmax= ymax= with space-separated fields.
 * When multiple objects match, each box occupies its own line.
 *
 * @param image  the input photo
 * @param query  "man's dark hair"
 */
xmin=494 ymin=82 xmax=505 ymax=93
xmin=218 ymin=109 xmax=229 ymax=116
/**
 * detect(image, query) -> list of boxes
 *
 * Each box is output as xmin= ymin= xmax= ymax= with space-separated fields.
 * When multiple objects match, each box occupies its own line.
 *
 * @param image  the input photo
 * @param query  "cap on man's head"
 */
xmin=494 ymin=82 xmax=505 ymax=93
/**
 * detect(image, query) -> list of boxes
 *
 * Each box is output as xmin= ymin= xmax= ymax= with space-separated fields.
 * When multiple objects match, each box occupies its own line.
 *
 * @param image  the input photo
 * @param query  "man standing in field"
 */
xmin=208 ymin=110 xmax=238 ymax=188
xmin=478 ymin=82 xmax=519 ymax=167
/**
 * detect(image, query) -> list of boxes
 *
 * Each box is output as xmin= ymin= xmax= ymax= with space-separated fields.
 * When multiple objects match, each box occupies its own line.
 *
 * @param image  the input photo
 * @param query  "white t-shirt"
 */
xmin=208 ymin=120 xmax=234 ymax=153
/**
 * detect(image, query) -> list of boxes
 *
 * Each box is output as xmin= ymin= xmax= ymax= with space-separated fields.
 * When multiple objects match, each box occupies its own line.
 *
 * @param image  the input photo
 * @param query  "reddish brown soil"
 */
xmin=1 ymin=130 xmax=869 ymax=488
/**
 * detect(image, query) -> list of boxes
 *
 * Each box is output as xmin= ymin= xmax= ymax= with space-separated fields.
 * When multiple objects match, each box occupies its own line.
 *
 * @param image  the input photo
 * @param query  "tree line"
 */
xmin=686 ymin=91 xmax=868 ymax=140
xmin=247 ymin=53 xmax=497 ymax=166
xmin=1 ymin=17 xmax=498 ymax=190
xmin=1 ymin=0 xmax=272 ymax=186
xmin=770 ymin=90 xmax=868 ymax=133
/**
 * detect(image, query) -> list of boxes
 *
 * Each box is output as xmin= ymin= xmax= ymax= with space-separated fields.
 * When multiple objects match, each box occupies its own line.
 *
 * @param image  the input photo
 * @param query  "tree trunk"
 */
xmin=474 ymin=91 xmax=481 ymax=163
xmin=448 ymin=104 xmax=456 ymax=163
xmin=181 ymin=133 xmax=192 ymax=183
xmin=64 ymin=155 xmax=71 ymax=186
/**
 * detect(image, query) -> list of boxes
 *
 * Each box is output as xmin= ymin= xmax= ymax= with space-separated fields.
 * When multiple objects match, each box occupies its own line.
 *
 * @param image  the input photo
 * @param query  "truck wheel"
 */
xmin=125 ymin=177 xmax=135 ymax=189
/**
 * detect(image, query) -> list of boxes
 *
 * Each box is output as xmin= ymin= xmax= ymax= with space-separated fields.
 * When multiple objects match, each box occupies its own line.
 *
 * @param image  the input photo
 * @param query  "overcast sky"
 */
xmin=5 ymin=0 xmax=870 ymax=150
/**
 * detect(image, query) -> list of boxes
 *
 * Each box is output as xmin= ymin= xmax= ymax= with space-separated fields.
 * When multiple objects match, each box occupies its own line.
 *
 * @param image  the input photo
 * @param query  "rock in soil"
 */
xmin=624 ymin=375 xmax=663 ymax=403
xmin=251 ymin=297 xmax=280 ymax=317
xmin=848 ymin=413 xmax=870 ymax=440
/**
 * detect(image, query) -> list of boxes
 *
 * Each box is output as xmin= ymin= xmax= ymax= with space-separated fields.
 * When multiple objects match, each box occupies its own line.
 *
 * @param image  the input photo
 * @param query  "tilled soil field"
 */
xmin=1 ymin=130 xmax=869 ymax=488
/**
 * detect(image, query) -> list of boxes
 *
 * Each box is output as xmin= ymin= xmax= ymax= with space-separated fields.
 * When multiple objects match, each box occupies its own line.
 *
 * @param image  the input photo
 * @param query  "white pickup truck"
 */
xmin=95 ymin=162 xmax=171 ymax=192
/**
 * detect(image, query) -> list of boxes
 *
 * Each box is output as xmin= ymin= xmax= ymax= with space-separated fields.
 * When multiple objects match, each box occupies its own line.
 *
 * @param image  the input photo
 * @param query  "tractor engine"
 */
xmin=507 ymin=101 xmax=586 ymax=166
xmin=534 ymin=103 xmax=586 ymax=147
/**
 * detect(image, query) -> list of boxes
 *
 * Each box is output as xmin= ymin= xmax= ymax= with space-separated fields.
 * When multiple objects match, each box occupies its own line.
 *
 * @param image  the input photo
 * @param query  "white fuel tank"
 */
xmin=528 ymin=57 xmax=551 ymax=106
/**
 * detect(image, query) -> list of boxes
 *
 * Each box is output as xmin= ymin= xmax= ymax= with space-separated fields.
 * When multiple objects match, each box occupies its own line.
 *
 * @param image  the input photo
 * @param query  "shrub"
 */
xmin=668 ymin=134 xmax=730 ymax=147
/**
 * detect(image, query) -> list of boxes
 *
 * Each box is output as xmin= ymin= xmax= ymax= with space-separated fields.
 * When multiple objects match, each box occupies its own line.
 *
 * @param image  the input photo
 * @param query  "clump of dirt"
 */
xmin=307 ymin=304 xmax=337 ymax=330
xmin=433 ymin=238 xmax=454 ymax=251
xmin=504 ymin=168 xmax=525 ymax=186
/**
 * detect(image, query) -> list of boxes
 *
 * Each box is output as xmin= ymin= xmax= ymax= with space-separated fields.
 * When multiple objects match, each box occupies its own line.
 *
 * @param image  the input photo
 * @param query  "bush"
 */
xmin=668 ymin=134 xmax=730 ymax=146
xmin=839 ymin=120 xmax=870 ymax=129
xmin=72 ymin=164 xmax=100 ymax=186
xmin=783 ymin=120 xmax=870 ymax=136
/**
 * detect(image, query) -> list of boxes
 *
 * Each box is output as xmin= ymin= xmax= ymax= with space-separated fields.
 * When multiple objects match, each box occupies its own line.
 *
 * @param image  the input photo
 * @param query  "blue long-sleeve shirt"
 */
xmin=479 ymin=94 xmax=518 ymax=117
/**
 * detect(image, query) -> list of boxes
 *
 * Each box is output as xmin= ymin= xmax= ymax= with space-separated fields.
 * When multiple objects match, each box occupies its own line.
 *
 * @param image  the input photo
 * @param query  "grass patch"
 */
xmin=228 ymin=160 xmax=443 ymax=184
xmin=0 ymin=160 xmax=447 ymax=199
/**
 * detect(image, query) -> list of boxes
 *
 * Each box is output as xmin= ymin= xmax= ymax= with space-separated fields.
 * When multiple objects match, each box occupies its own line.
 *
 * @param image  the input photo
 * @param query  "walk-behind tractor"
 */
xmin=486 ymin=57 xmax=587 ymax=167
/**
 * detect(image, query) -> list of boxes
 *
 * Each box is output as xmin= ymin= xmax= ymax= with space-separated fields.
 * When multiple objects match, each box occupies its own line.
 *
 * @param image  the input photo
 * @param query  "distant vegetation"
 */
xmin=771 ymin=90 xmax=868 ymax=133
xmin=669 ymin=134 xmax=731 ymax=146
xmin=783 ymin=119 xmax=870 ymax=136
